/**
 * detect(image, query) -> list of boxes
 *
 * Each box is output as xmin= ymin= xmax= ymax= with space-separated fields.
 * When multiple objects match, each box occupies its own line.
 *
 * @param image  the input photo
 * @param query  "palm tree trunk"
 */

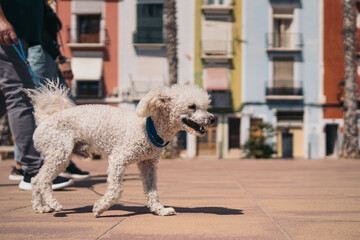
xmin=164 ymin=0 xmax=178 ymax=85
xmin=341 ymin=0 xmax=359 ymax=158
xmin=163 ymin=0 xmax=180 ymax=157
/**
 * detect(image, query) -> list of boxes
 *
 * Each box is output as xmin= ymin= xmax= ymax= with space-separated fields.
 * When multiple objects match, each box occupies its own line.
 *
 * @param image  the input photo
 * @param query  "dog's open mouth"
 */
xmin=182 ymin=118 xmax=206 ymax=134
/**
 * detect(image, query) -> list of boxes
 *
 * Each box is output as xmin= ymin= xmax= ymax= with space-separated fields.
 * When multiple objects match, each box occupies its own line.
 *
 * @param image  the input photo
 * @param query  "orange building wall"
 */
xmin=323 ymin=0 xmax=344 ymax=119
xmin=56 ymin=1 xmax=72 ymax=59
xmin=103 ymin=0 xmax=119 ymax=98
xmin=56 ymin=0 xmax=119 ymax=100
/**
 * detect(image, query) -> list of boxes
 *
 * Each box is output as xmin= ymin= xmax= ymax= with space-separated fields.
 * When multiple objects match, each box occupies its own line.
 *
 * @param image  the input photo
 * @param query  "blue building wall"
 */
xmin=241 ymin=0 xmax=323 ymax=158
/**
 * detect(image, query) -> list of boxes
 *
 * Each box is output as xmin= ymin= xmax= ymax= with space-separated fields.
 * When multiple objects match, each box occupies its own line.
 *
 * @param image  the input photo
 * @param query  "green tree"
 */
xmin=243 ymin=122 xmax=276 ymax=159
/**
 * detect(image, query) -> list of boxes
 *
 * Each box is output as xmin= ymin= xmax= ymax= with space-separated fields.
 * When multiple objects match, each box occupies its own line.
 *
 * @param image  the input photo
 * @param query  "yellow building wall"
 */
xmin=231 ymin=0 xmax=242 ymax=111
xmin=291 ymin=128 xmax=304 ymax=158
xmin=194 ymin=0 xmax=203 ymax=87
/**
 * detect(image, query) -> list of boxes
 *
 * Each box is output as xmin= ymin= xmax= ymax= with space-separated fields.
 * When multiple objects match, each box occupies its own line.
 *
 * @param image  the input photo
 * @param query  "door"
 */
xmin=197 ymin=125 xmax=217 ymax=156
xmin=228 ymin=117 xmax=240 ymax=149
xmin=282 ymin=132 xmax=293 ymax=158
xmin=326 ymin=124 xmax=338 ymax=156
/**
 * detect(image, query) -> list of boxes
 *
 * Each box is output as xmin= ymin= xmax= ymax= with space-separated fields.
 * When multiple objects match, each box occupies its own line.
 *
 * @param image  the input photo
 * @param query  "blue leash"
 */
xmin=146 ymin=117 xmax=170 ymax=148
xmin=11 ymin=39 xmax=42 ymax=88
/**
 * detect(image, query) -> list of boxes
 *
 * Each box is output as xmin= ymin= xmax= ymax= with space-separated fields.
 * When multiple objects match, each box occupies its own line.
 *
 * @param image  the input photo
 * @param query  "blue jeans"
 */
xmin=0 ymin=42 xmax=43 ymax=175
xmin=14 ymin=45 xmax=75 ymax=162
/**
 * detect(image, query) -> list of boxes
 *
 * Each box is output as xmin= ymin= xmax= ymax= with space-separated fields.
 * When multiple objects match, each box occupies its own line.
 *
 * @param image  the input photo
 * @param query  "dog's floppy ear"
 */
xmin=136 ymin=89 xmax=171 ymax=117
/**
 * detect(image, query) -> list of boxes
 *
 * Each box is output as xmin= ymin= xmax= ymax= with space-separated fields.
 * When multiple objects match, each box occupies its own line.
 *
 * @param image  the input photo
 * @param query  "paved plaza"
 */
xmin=0 ymin=157 xmax=360 ymax=239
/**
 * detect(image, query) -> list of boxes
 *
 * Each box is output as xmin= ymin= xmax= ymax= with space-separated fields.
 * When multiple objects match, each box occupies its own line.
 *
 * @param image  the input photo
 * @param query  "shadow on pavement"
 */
xmin=54 ymin=204 xmax=243 ymax=218
xmin=73 ymin=174 xmax=140 ymax=188
xmin=0 ymin=183 xmax=19 ymax=187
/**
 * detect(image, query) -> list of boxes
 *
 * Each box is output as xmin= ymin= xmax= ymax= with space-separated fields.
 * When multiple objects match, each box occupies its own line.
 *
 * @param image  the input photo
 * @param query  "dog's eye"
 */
xmin=188 ymin=104 xmax=196 ymax=110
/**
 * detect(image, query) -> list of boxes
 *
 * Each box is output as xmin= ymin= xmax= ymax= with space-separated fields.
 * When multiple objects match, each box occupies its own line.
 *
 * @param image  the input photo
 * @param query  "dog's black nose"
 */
xmin=209 ymin=115 xmax=216 ymax=125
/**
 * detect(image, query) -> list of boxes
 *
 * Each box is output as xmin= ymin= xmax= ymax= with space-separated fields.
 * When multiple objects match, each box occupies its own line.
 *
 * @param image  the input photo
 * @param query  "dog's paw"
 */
xmin=156 ymin=207 xmax=176 ymax=216
xmin=92 ymin=206 xmax=104 ymax=218
xmin=34 ymin=205 xmax=52 ymax=213
xmin=53 ymin=204 xmax=63 ymax=212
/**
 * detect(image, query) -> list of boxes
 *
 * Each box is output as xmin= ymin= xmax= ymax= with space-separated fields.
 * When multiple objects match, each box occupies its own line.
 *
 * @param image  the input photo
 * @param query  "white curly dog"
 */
xmin=26 ymin=82 xmax=215 ymax=217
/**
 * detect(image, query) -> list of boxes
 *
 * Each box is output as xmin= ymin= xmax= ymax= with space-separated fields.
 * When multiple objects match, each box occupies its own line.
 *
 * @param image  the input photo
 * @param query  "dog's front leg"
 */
xmin=137 ymin=159 xmax=176 ymax=216
xmin=93 ymin=161 xmax=125 ymax=217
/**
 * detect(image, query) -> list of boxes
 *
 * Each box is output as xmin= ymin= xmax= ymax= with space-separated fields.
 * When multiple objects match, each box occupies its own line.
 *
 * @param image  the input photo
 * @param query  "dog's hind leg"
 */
xmin=32 ymin=134 xmax=74 ymax=213
xmin=93 ymin=157 xmax=125 ymax=217
xmin=137 ymin=159 xmax=176 ymax=216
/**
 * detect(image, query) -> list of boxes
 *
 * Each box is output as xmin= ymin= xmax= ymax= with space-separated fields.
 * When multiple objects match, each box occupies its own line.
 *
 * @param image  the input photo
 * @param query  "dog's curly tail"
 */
xmin=24 ymin=79 xmax=75 ymax=126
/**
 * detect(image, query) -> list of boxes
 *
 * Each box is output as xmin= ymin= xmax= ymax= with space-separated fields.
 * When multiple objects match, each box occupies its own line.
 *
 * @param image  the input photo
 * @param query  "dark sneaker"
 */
xmin=19 ymin=174 xmax=74 ymax=191
xmin=9 ymin=166 xmax=24 ymax=181
xmin=59 ymin=161 xmax=90 ymax=179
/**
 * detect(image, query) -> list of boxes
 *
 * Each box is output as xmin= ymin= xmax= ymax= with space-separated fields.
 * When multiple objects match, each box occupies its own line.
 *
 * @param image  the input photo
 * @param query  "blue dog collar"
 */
xmin=146 ymin=117 xmax=170 ymax=148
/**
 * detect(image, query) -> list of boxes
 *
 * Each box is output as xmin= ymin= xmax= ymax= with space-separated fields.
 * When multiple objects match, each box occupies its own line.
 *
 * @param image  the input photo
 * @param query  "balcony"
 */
xmin=208 ymin=90 xmax=232 ymax=109
xmin=201 ymin=0 xmax=234 ymax=15
xmin=133 ymin=28 xmax=165 ymax=49
xmin=66 ymin=27 xmax=107 ymax=49
xmin=266 ymin=32 xmax=303 ymax=52
xmin=202 ymin=40 xmax=232 ymax=63
xmin=122 ymin=75 xmax=167 ymax=101
xmin=265 ymin=80 xmax=303 ymax=100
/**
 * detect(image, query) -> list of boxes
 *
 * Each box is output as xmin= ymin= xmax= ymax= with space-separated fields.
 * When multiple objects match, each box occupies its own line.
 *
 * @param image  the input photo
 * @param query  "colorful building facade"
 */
xmin=192 ymin=0 xmax=242 ymax=158
xmin=241 ymin=0 xmax=324 ymax=159
xmin=55 ymin=0 xmax=357 ymax=159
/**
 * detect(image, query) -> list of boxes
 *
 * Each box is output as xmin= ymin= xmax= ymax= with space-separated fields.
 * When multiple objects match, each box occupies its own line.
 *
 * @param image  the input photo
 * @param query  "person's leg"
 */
xmin=1 ymin=92 xmax=24 ymax=180
xmin=8 ymin=143 xmax=24 ymax=181
xmin=14 ymin=143 xmax=21 ymax=163
xmin=0 ymin=43 xmax=42 ymax=175
xmin=0 ymin=43 xmax=73 ymax=190
xmin=28 ymin=45 xmax=76 ymax=102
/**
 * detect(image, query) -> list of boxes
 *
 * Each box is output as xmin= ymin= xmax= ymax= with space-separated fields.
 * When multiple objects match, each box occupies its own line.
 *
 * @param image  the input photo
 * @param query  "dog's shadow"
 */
xmin=73 ymin=173 xmax=140 ymax=188
xmin=57 ymin=174 xmax=243 ymax=217
xmin=54 ymin=205 xmax=243 ymax=218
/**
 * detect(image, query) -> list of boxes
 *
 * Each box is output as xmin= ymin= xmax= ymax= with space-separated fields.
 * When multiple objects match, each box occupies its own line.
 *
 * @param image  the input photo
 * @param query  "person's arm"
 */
xmin=56 ymin=55 xmax=73 ymax=81
xmin=0 ymin=4 xmax=18 ymax=45
xmin=42 ymin=5 xmax=73 ymax=81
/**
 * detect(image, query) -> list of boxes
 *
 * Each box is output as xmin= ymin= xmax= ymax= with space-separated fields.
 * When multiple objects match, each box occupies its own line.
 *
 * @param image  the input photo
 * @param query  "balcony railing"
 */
xmin=122 ymin=75 xmax=167 ymax=101
xmin=203 ymin=0 xmax=233 ymax=5
xmin=133 ymin=28 xmax=165 ymax=44
xmin=208 ymin=90 xmax=232 ymax=109
xmin=266 ymin=32 xmax=303 ymax=51
xmin=66 ymin=27 xmax=107 ymax=47
xmin=201 ymin=0 xmax=234 ymax=14
xmin=265 ymin=80 xmax=303 ymax=97
xmin=202 ymin=40 xmax=232 ymax=62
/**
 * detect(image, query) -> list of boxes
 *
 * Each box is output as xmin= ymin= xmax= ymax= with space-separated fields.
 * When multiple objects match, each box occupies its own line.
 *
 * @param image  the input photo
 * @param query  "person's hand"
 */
xmin=58 ymin=61 xmax=74 ymax=80
xmin=0 ymin=17 xmax=18 ymax=45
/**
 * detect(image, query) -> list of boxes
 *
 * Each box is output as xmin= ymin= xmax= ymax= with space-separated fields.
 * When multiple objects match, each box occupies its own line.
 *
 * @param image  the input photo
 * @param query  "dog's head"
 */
xmin=136 ymin=85 xmax=215 ymax=137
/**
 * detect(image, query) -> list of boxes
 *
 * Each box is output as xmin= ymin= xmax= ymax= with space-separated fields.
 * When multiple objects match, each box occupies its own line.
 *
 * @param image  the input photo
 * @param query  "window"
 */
xmin=203 ymin=19 xmax=229 ymax=55
xmin=273 ymin=56 xmax=294 ymax=88
xmin=77 ymin=15 xmax=101 ymax=43
xmin=134 ymin=4 xmax=164 ymax=43
xmin=205 ymin=67 xmax=229 ymax=90
xmin=76 ymin=81 xmax=101 ymax=98
xmin=272 ymin=8 xmax=293 ymax=48
xmin=205 ymin=0 xmax=225 ymax=5
xmin=208 ymin=90 xmax=231 ymax=108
